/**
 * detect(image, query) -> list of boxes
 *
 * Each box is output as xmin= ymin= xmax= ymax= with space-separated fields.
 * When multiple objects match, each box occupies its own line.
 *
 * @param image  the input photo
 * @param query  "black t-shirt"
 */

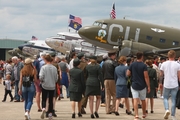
xmin=129 ymin=61 xmax=147 ymax=90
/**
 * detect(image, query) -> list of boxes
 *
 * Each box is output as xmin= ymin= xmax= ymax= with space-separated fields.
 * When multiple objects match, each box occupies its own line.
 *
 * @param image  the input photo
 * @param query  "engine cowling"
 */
xmin=122 ymin=40 xmax=159 ymax=55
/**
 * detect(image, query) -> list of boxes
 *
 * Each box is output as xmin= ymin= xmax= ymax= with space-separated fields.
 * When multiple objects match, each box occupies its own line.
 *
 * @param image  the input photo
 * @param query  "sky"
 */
xmin=1 ymin=0 xmax=180 ymax=40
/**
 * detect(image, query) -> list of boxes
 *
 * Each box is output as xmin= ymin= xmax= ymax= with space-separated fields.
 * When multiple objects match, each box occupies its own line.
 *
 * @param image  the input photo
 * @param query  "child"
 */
xmin=2 ymin=74 xmax=13 ymax=102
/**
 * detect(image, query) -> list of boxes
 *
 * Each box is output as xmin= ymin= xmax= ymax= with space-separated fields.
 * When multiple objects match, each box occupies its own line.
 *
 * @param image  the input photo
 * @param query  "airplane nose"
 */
xmin=45 ymin=38 xmax=52 ymax=45
xmin=78 ymin=27 xmax=86 ymax=35
xmin=78 ymin=26 xmax=100 ymax=40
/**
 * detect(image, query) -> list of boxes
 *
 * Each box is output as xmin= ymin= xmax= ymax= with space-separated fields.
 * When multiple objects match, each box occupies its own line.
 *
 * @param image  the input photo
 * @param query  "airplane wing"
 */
xmin=144 ymin=47 xmax=180 ymax=56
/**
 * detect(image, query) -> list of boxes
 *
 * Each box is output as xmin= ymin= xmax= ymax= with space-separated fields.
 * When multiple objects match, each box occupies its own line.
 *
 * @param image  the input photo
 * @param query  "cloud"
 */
xmin=0 ymin=0 xmax=180 ymax=40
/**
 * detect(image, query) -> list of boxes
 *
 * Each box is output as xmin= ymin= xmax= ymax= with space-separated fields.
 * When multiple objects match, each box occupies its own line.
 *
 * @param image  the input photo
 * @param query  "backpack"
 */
xmin=22 ymin=76 xmax=31 ymax=87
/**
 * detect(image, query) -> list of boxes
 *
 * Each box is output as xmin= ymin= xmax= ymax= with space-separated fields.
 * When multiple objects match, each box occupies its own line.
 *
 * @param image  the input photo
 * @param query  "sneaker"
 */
xmin=161 ymin=96 xmax=164 ymax=99
xmin=100 ymin=103 xmax=106 ymax=107
xmin=48 ymin=113 xmax=53 ymax=120
xmin=52 ymin=110 xmax=57 ymax=117
xmin=41 ymin=109 xmax=46 ymax=119
xmin=171 ymin=116 xmax=177 ymax=120
xmin=163 ymin=110 xmax=170 ymax=119
xmin=25 ymin=112 xmax=30 ymax=120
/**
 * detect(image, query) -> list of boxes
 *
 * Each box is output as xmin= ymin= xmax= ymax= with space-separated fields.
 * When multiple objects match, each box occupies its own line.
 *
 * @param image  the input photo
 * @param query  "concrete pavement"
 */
xmin=0 ymin=84 xmax=179 ymax=120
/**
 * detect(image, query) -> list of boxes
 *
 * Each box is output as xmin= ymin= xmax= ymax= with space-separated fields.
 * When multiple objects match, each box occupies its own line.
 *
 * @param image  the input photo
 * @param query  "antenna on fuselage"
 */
xmin=123 ymin=15 xmax=130 ymax=19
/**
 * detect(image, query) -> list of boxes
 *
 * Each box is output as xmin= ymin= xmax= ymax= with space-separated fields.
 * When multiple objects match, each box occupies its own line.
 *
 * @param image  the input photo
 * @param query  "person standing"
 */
xmin=69 ymin=59 xmax=85 ymax=118
xmin=127 ymin=52 xmax=150 ymax=120
xmin=18 ymin=58 xmax=37 ymax=120
xmin=100 ymin=54 xmax=108 ymax=107
xmin=77 ymin=52 xmax=88 ymax=114
xmin=158 ymin=57 xmax=166 ymax=99
xmin=145 ymin=60 xmax=158 ymax=114
xmin=85 ymin=55 xmax=104 ymax=118
xmin=50 ymin=52 xmax=61 ymax=117
xmin=69 ymin=52 xmax=77 ymax=69
xmin=11 ymin=56 xmax=24 ymax=102
xmin=59 ymin=56 xmax=70 ymax=98
xmin=102 ymin=51 xmax=117 ymax=114
xmin=160 ymin=50 xmax=180 ymax=120
xmin=39 ymin=54 xmax=58 ymax=120
xmin=33 ymin=55 xmax=42 ymax=112
xmin=114 ymin=56 xmax=131 ymax=116
xmin=3 ymin=59 xmax=12 ymax=80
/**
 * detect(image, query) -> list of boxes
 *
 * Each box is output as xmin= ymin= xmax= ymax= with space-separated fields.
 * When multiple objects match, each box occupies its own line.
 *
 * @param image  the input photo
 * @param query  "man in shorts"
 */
xmin=127 ymin=52 xmax=150 ymax=120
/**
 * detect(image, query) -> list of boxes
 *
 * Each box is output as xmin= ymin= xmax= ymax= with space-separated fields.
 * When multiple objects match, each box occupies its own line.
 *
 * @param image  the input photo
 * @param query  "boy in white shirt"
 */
xmin=2 ymin=74 xmax=13 ymax=102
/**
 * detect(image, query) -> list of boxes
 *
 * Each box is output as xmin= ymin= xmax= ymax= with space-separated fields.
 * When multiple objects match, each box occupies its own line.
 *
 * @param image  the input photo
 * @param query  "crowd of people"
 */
xmin=0 ymin=50 xmax=180 ymax=120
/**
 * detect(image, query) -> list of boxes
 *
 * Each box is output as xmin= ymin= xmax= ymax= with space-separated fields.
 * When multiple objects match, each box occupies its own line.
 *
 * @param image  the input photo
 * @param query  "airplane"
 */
xmin=18 ymin=40 xmax=56 ymax=57
xmin=78 ymin=18 xmax=180 ymax=57
xmin=8 ymin=48 xmax=31 ymax=57
xmin=45 ymin=32 xmax=108 ymax=56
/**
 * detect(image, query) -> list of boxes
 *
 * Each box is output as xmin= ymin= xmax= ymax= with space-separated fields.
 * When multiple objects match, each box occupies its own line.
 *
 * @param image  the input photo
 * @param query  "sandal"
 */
xmin=134 ymin=116 xmax=139 ymax=120
xmin=142 ymin=114 xmax=147 ymax=118
xmin=38 ymin=109 xmax=42 ymax=112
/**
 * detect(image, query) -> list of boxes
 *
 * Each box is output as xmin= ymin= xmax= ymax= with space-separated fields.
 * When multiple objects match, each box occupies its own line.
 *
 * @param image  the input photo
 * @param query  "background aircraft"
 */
xmin=8 ymin=48 xmax=30 ymax=57
xmin=18 ymin=40 xmax=56 ymax=57
xmin=78 ymin=19 xmax=180 ymax=57
xmin=45 ymin=32 xmax=108 ymax=56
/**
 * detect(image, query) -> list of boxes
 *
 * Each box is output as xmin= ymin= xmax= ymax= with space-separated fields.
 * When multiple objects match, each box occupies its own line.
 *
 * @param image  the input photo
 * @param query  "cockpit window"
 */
xmin=93 ymin=21 xmax=102 ymax=27
xmin=102 ymin=23 xmax=107 ymax=29
xmin=58 ymin=35 xmax=66 ymax=39
xmin=93 ymin=21 xmax=99 ymax=26
xmin=93 ymin=22 xmax=107 ymax=29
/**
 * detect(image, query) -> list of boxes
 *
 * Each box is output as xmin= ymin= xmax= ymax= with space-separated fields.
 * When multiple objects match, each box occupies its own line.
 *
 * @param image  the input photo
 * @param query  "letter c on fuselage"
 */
xmin=107 ymin=24 xmax=123 ymax=45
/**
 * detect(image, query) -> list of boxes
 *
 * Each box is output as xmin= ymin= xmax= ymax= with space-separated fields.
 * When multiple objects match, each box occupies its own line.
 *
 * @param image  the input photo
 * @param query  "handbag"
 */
xmin=127 ymin=77 xmax=131 ymax=89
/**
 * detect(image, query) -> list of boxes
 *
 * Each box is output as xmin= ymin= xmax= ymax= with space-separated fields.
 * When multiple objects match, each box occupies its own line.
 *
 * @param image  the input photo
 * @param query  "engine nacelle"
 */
xmin=122 ymin=40 xmax=159 ymax=55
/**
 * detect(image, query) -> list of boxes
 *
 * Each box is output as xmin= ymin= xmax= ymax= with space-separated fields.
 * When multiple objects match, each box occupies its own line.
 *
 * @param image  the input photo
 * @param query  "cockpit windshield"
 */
xmin=93 ymin=21 xmax=101 ymax=26
xmin=58 ymin=35 xmax=66 ymax=39
xmin=93 ymin=21 xmax=107 ymax=29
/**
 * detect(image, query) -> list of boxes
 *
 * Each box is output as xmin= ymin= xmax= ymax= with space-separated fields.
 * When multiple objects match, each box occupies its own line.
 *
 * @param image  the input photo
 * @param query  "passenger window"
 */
xmin=159 ymin=38 xmax=166 ymax=43
xmin=146 ymin=36 xmax=152 ymax=40
xmin=172 ymin=41 xmax=179 ymax=46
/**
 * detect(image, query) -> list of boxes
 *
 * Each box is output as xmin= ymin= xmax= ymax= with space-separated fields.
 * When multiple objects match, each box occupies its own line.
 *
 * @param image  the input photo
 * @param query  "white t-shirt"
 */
xmin=69 ymin=59 xmax=74 ymax=70
xmin=160 ymin=60 xmax=180 ymax=88
xmin=4 ymin=80 xmax=12 ymax=90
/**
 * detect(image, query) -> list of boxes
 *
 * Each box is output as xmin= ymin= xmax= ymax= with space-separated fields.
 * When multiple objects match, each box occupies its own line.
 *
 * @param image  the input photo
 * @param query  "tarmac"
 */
xmin=0 ymin=84 xmax=179 ymax=120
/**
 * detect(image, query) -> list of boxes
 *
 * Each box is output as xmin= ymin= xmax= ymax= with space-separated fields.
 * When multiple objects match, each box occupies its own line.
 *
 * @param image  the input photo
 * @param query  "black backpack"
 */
xmin=22 ymin=76 xmax=31 ymax=87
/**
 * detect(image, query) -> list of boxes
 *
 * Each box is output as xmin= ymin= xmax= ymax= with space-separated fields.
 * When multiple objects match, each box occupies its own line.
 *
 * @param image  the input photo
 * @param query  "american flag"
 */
xmin=69 ymin=14 xmax=82 ymax=25
xmin=69 ymin=14 xmax=82 ymax=30
xmin=110 ymin=3 xmax=116 ymax=19
xmin=31 ymin=36 xmax=38 ymax=40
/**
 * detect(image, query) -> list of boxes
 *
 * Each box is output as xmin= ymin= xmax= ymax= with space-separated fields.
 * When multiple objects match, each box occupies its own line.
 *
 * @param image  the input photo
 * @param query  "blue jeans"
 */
xmin=14 ymin=80 xmax=20 ymax=101
xmin=22 ymin=82 xmax=35 ymax=111
xmin=163 ymin=87 xmax=178 ymax=116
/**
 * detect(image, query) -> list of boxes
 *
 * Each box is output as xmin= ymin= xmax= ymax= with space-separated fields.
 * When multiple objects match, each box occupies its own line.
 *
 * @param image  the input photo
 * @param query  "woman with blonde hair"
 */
xmin=18 ymin=58 xmax=37 ymax=120
xmin=114 ymin=56 xmax=131 ymax=116
xmin=85 ymin=55 xmax=104 ymax=118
